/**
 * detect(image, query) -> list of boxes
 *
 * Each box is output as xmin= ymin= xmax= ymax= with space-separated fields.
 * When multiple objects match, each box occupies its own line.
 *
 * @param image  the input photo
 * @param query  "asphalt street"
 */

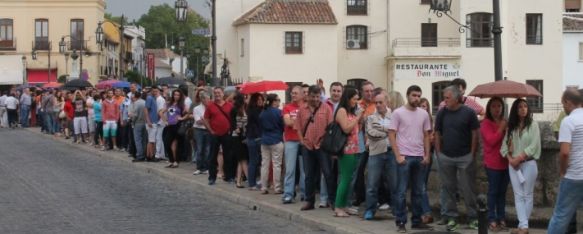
xmin=0 ymin=128 xmax=325 ymax=234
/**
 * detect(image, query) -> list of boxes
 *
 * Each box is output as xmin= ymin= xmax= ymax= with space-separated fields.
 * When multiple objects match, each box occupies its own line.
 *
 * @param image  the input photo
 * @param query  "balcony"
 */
xmin=391 ymin=38 xmax=461 ymax=58
xmin=0 ymin=38 xmax=16 ymax=50
xmin=69 ymin=40 xmax=87 ymax=51
xmin=33 ymin=38 xmax=51 ymax=51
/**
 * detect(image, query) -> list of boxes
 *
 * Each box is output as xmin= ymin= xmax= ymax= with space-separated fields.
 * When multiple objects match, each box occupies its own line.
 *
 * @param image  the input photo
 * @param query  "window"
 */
xmin=579 ymin=42 xmax=583 ymax=61
xmin=35 ymin=19 xmax=49 ymax=50
xmin=240 ymin=38 xmax=244 ymax=57
xmin=526 ymin=14 xmax=542 ymax=45
xmin=420 ymin=0 xmax=432 ymax=4
xmin=565 ymin=0 xmax=581 ymax=12
xmin=0 ymin=19 xmax=13 ymax=49
xmin=432 ymin=81 xmax=450 ymax=113
xmin=466 ymin=13 xmax=493 ymax=47
xmin=285 ymin=32 xmax=302 ymax=54
xmin=346 ymin=25 xmax=368 ymax=49
xmin=70 ymin=19 xmax=85 ymax=50
xmin=347 ymin=0 xmax=367 ymax=15
xmin=421 ymin=23 xmax=438 ymax=47
xmin=347 ymin=78 xmax=367 ymax=93
xmin=526 ymin=80 xmax=543 ymax=113
xmin=285 ymin=82 xmax=302 ymax=103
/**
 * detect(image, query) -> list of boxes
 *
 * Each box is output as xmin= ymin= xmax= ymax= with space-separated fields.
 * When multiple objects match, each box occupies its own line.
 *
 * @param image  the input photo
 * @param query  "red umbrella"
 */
xmin=96 ymin=80 xmax=120 ymax=90
xmin=42 ymin=82 xmax=62 ymax=88
xmin=239 ymin=80 xmax=288 ymax=94
xmin=468 ymin=80 xmax=542 ymax=98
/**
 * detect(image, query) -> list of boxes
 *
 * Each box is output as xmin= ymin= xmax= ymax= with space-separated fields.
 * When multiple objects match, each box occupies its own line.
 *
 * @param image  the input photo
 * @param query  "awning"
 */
xmin=27 ymin=69 xmax=58 ymax=84
xmin=0 ymin=55 xmax=25 ymax=85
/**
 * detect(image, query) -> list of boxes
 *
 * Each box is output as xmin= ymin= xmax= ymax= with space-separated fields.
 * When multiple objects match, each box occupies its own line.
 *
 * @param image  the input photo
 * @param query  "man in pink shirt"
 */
xmin=101 ymin=89 xmax=120 ymax=151
xmin=389 ymin=85 xmax=432 ymax=232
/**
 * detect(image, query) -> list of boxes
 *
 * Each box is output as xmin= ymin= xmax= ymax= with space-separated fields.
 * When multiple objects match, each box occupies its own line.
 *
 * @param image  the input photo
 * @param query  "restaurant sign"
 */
xmin=394 ymin=62 xmax=461 ymax=80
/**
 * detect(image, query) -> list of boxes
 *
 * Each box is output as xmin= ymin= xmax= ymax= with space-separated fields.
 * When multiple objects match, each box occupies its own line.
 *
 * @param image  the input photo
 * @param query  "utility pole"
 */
xmin=211 ymin=0 xmax=217 ymax=86
xmin=492 ymin=0 xmax=503 ymax=81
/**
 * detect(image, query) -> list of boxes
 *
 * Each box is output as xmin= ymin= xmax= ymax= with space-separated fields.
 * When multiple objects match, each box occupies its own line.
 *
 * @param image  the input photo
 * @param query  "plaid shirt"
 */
xmin=295 ymin=102 xmax=333 ymax=150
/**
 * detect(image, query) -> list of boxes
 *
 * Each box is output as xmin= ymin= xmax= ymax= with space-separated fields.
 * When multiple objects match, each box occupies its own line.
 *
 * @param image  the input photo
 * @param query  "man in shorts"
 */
xmin=102 ymin=89 xmax=120 ymax=151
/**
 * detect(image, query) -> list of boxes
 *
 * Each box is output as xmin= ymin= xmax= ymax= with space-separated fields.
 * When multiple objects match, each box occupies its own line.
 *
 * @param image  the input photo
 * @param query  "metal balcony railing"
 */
xmin=0 ymin=38 xmax=16 ymax=50
xmin=34 ymin=38 xmax=50 ymax=50
xmin=393 ymin=38 xmax=460 ymax=48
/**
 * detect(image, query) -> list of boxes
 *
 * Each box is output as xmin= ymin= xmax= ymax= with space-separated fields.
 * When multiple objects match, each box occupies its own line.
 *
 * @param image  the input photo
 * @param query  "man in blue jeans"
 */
xmin=192 ymin=92 xmax=211 ymax=174
xmin=388 ymin=85 xmax=433 ymax=232
xmin=548 ymin=89 xmax=583 ymax=234
xmin=41 ymin=90 xmax=55 ymax=134
xmin=19 ymin=88 xmax=31 ymax=128
xmin=282 ymin=86 xmax=306 ymax=204
xmin=363 ymin=90 xmax=396 ymax=220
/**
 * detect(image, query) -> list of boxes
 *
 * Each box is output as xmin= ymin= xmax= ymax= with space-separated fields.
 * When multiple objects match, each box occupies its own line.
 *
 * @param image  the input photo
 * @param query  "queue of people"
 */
xmin=3 ymin=78 xmax=582 ymax=234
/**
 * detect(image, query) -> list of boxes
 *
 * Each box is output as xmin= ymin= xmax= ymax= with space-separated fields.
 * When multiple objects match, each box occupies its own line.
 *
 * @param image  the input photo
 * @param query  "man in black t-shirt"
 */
xmin=434 ymin=85 xmax=480 ymax=231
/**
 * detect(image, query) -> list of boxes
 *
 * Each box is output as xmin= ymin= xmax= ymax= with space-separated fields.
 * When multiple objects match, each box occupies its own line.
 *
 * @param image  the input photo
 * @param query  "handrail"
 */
xmin=393 ymin=37 xmax=460 ymax=48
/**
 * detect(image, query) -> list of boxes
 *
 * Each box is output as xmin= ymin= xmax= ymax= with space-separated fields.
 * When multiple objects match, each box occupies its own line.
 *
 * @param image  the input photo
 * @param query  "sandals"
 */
xmin=334 ymin=209 xmax=350 ymax=218
xmin=489 ymin=222 xmax=501 ymax=232
xmin=165 ymin=163 xmax=179 ymax=168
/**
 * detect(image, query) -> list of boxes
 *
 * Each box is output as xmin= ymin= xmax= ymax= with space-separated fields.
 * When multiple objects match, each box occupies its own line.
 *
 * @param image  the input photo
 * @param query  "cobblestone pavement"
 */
xmin=0 ymin=128 xmax=325 ymax=234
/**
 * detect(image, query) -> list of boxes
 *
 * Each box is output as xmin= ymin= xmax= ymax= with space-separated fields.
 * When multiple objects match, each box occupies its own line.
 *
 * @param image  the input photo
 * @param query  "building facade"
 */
xmin=0 ymin=0 xmax=106 ymax=85
xmin=217 ymin=0 xmax=563 ymax=117
xmin=563 ymin=13 xmax=583 ymax=90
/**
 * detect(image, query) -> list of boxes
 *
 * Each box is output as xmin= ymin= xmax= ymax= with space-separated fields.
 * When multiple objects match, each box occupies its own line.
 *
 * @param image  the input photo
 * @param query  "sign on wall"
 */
xmin=394 ymin=62 xmax=461 ymax=80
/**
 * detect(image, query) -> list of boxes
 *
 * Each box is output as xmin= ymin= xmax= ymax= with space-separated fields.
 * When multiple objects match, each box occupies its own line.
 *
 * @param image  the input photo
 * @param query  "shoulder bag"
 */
xmin=320 ymin=108 xmax=347 ymax=155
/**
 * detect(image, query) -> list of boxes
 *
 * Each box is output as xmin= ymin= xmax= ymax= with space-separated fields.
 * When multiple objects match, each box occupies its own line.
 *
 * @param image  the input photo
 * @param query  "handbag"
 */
xmin=320 ymin=108 xmax=347 ymax=155
xmin=177 ymin=118 xmax=194 ymax=136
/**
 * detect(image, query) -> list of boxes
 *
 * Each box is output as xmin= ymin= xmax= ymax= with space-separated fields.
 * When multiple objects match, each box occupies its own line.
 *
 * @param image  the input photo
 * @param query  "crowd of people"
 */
xmin=1 ymin=78 xmax=582 ymax=234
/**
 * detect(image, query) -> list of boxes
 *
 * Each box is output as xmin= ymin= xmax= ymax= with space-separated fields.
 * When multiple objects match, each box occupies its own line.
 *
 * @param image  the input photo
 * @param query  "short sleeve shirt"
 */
xmin=283 ymin=103 xmax=301 ymax=141
xmin=435 ymin=105 xmax=480 ymax=157
xmin=559 ymin=108 xmax=583 ymax=180
xmin=204 ymin=101 xmax=233 ymax=136
xmin=389 ymin=107 xmax=431 ymax=157
xmin=145 ymin=96 xmax=159 ymax=123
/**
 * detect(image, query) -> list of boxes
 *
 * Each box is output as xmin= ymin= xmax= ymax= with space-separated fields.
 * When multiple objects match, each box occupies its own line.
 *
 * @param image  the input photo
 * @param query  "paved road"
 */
xmin=0 ymin=129 xmax=325 ymax=234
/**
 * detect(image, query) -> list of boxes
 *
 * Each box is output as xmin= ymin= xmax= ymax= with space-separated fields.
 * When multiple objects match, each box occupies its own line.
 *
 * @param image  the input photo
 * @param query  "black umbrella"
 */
xmin=156 ymin=77 xmax=186 ymax=86
xmin=63 ymin=79 xmax=93 ymax=91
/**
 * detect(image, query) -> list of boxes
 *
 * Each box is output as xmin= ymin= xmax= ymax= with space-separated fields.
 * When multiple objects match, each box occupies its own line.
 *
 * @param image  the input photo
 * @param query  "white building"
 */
xmin=563 ymin=14 xmax=583 ymax=90
xmin=217 ymin=0 xmax=563 ymax=117
xmin=123 ymin=25 xmax=146 ymax=76
xmin=145 ymin=48 xmax=188 ymax=79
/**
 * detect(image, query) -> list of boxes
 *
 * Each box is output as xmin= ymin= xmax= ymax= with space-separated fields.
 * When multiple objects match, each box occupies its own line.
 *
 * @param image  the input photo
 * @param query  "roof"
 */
xmin=233 ymin=0 xmax=337 ymax=26
xmin=145 ymin=48 xmax=177 ymax=60
xmin=564 ymin=13 xmax=583 ymax=32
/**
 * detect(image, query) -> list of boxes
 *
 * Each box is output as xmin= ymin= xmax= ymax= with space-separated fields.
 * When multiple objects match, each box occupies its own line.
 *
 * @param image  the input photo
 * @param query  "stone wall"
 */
xmin=428 ymin=121 xmax=561 ymax=207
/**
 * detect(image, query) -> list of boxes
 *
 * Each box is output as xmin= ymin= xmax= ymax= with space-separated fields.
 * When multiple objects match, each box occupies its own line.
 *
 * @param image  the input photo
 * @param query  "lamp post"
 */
xmin=21 ymin=56 xmax=27 ymax=84
xmin=178 ymin=36 xmax=185 ymax=77
xmin=31 ymin=42 xmax=52 ymax=83
xmin=59 ymin=35 xmax=86 ymax=79
xmin=430 ymin=0 xmax=502 ymax=81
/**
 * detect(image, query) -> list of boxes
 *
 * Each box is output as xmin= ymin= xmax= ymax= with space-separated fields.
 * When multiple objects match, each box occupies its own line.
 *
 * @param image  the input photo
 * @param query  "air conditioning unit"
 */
xmin=347 ymin=39 xmax=361 ymax=49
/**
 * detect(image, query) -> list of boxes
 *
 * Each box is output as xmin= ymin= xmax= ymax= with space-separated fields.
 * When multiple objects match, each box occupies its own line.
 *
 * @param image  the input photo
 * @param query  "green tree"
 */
xmin=136 ymin=4 xmax=210 ymax=77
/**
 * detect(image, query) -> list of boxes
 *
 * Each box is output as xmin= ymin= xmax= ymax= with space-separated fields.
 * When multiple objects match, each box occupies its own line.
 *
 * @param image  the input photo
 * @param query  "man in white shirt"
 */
xmin=548 ymin=89 xmax=583 ymax=234
xmin=155 ymin=88 xmax=167 ymax=160
xmin=5 ymin=93 xmax=20 ymax=129
xmin=0 ymin=91 xmax=7 ymax=128
xmin=192 ymin=91 xmax=211 ymax=175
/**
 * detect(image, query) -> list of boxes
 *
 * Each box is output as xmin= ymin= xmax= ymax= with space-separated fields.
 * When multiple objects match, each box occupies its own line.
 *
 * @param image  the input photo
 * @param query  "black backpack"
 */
xmin=320 ymin=108 xmax=348 ymax=155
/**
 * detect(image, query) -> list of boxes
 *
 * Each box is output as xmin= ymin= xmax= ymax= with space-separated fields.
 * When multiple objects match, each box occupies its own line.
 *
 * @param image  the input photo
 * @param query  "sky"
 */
xmin=105 ymin=0 xmax=210 ymax=21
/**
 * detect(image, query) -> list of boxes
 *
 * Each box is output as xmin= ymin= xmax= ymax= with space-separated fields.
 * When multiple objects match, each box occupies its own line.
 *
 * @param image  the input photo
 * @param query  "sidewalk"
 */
xmin=30 ymin=127 xmax=556 ymax=234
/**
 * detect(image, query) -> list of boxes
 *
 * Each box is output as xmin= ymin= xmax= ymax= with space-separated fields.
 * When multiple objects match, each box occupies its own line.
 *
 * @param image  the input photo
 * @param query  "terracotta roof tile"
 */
xmin=564 ymin=13 xmax=583 ymax=31
xmin=233 ymin=0 xmax=337 ymax=26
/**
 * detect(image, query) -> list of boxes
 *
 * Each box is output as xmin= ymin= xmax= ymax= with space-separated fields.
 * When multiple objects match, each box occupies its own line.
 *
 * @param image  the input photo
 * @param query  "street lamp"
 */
xmin=59 ymin=35 xmax=86 ymax=79
xmin=21 ymin=56 xmax=27 ymax=84
xmin=31 ymin=50 xmax=37 ymax=60
xmin=96 ymin=16 xmax=126 ymax=79
xmin=179 ymin=36 xmax=185 ymax=77
xmin=429 ymin=0 xmax=502 ymax=81
xmin=175 ymin=0 xmax=188 ymax=23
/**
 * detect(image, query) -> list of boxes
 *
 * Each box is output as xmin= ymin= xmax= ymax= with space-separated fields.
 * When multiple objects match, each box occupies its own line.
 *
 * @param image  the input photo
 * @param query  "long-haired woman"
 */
xmin=481 ymin=97 xmax=510 ymax=232
xmin=246 ymin=93 xmax=264 ymax=190
xmin=230 ymin=92 xmax=249 ymax=188
xmin=258 ymin=93 xmax=284 ymax=194
xmin=162 ymin=89 xmax=187 ymax=168
xmin=334 ymin=87 xmax=363 ymax=217
xmin=500 ymin=98 xmax=541 ymax=234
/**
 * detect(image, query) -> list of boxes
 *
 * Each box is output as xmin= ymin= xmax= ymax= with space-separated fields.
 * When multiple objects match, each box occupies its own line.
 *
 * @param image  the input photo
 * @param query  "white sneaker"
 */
xmin=193 ymin=170 xmax=203 ymax=175
xmin=346 ymin=206 xmax=359 ymax=215
xmin=378 ymin=203 xmax=390 ymax=210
